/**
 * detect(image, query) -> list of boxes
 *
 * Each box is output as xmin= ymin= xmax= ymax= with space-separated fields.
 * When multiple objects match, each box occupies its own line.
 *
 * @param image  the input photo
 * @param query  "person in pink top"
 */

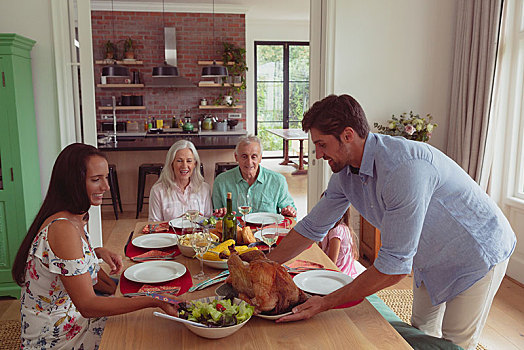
xmin=320 ymin=206 xmax=364 ymax=278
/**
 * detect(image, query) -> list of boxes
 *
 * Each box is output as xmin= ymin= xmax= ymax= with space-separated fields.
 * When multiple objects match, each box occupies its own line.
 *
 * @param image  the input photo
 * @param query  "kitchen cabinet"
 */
xmin=359 ymin=215 xmax=381 ymax=266
xmin=0 ymin=34 xmax=42 ymax=297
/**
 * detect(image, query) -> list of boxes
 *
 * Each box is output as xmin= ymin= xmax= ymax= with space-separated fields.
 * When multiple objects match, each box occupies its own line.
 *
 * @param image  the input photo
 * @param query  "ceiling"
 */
xmin=92 ymin=0 xmax=310 ymax=21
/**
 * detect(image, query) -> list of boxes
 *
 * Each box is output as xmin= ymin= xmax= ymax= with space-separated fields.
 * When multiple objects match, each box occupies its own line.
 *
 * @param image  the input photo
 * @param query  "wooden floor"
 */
xmin=2 ymin=159 xmax=524 ymax=349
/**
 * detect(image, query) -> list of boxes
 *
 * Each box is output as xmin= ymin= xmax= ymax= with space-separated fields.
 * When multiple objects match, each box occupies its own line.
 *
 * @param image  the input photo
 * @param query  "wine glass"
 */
xmin=261 ymin=220 xmax=278 ymax=254
xmin=185 ymin=209 xmax=200 ymax=232
xmin=237 ymin=191 xmax=252 ymax=225
xmin=191 ymin=228 xmax=212 ymax=280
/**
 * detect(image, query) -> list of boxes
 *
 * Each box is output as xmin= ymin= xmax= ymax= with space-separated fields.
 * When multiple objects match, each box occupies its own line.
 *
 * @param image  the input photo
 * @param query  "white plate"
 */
xmin=197 ymin=256 xmax=228 ymax=269
xmin=254 ymin=228 xmax=290 ymax=241
xmin=124 ymin=261 xmax=186 ymax=283
xmin=132 ymin=233 xmax=178 ymax=249
xmin=169 ymin=217 xmax=199 ymax=229
xmin=256 ymin=311 xmax=293 ymax=320
xmin=244 ymin=212 xmax=284 ymax=225
xmin=293 ymin=270 xmax=353 ymax=295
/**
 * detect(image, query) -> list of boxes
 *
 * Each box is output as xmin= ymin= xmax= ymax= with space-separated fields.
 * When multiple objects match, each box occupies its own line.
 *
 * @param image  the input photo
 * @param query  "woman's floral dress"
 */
xmin=20 ymin=218 xmax=106 ymax=349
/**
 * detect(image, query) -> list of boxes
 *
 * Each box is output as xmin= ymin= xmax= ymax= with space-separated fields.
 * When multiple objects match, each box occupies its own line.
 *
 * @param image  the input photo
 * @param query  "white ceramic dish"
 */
xmin=244 ymin=212 xmax=284 ymax=225
xmin=169 ymin=217 xmax=199 ymax=229
xmin=131 ymin=233 xmax=178 ymax=249
xmin=197 ymin=256 xmax=228 ymax=269
xmin=166 ymin=296 xmax=252 ymax=339
xmin=293 ymin=270 xmax=353 ymax=295
xmin=254 ymin=228 xmax=290 ymax=241
xmin=123 ymin=261 xmax=186 ymax=283
xmin=256 ymin=311 xmax=293 ymax=320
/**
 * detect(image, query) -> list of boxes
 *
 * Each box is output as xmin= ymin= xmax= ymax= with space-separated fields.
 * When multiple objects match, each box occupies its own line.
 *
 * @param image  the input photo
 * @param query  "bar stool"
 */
xmin=214 ymin=162 xmax=238 ymax=178
xmin=106 ymin=164 xmax=123 ymax=219
xmin=136 ymin=163 xmax=163 ymax=218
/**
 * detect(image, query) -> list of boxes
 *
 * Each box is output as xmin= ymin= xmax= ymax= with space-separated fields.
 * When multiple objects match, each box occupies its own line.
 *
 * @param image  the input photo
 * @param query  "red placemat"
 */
xmin=334 ymin=299 xmax=364 ymax=309
xmin=120 ymin=269 xmax=192 ymax=296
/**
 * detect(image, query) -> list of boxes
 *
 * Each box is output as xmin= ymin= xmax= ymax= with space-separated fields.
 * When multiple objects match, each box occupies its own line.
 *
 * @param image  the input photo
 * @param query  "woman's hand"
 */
xmin=213 ymin=207 xmax=227 ymax=217
xmin=154 ymin=298 xmax=179 ymax=317
xmin=95 ymin=247 xmax=123 ymax=275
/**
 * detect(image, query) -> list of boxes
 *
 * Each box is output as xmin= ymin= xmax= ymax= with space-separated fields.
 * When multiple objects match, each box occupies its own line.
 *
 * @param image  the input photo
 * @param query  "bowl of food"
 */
xmin=177 ymin=233 xmax=219 ymax=258
xmin=178 ymin=296 xmax=254 ymax=339
xmin=197 ymin=256 xmax=229 ymax=269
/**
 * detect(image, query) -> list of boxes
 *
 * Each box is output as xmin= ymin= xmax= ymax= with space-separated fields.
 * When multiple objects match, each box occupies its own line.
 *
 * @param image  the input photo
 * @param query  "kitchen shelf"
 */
xmin=98 ymin=106 xmax=146 ymax=111
xmin=199 ymin=105 xmax=243 ymax=110
xmin=95 ymin=60 xmax=143 ymax=65
xmin=97 ymin=84 xmax=144 ymax=88
xmin=197 ymin=60 xmax=235 ymax=66
xmin=198 ymin=82 xmax=242 ymax=88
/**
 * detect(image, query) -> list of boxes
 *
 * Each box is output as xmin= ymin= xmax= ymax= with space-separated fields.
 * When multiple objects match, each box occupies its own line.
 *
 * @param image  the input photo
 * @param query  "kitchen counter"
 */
xmin=98 ymin=131 xmax=246 ymax=151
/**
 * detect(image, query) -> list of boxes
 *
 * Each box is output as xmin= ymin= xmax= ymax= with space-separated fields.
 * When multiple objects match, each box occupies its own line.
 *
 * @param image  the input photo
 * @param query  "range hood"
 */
xmin=150 ymin=27 xmax=195 ymax=88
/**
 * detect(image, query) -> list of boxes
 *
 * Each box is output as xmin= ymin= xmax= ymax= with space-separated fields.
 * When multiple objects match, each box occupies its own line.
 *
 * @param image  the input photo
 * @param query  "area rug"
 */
xmin=376 ymin=289 xmax=487 ymax=350
xmin=0 ymin=320 xmax=20 ymax=350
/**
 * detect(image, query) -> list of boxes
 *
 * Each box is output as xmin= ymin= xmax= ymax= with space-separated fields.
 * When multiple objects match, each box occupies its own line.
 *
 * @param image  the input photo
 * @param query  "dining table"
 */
xmin=267 ymin=128 xmax=308 ymax=175
xmin=99 ymin=221 xmax=411 ymax=349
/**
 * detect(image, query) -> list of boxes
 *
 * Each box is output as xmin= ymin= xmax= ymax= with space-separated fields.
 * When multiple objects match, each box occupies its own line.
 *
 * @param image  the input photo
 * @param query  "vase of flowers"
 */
xmin=374 ymin=111 xmax=437 ymax=142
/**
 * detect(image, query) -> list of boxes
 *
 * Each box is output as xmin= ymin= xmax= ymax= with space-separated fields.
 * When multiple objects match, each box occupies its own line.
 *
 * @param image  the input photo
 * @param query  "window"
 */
xmin=254 ymin=41 xmax=309 ymax=157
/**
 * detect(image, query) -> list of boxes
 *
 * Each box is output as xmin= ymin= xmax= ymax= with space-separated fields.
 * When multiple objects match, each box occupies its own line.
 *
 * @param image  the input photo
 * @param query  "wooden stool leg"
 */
xmin=108 ymin=168 xmax=119 ymax=220
xmin=113 ymin=167 xmax=123 ymax=213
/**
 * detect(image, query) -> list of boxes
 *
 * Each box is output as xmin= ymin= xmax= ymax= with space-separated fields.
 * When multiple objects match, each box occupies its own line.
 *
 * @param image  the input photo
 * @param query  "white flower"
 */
xmin=426 ymin=123 xmax=434 ymax=133
xmin=388 ymin=122 xmax=396 ymax=130
xmin=404 ymin=124 xmax=415 ymax=135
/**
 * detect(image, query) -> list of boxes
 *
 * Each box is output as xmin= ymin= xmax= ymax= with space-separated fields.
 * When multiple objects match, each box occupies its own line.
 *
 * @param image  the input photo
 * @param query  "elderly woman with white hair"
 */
xmin=149 ymin=140 xmax=213 ymax=221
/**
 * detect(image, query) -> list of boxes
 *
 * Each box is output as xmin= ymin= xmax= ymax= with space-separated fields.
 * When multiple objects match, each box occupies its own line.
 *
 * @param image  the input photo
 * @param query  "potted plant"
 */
xmin=104 ymin=40 xmax=117 ymax=60
xmin=374 ymin=111 xmax=437 ymax=142
xmin=221 ymin=42 xmax=248 ymax=89
xmin=123 ymin=37 xmax=135 ymax=60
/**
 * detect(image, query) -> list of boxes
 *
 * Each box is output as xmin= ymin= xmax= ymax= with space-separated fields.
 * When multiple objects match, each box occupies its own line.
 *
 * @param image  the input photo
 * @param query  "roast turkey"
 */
xmin=226 ymin=249 xmax=308 ymax=315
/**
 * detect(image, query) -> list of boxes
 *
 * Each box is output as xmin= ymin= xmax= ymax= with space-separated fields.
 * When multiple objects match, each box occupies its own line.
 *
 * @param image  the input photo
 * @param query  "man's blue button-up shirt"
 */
xmin=294 ymin=133 xmax=516 ymax=305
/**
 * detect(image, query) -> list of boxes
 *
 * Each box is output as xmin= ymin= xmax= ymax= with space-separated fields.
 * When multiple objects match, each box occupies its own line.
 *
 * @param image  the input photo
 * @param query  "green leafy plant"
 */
xmin=374 ymin=111 xmax=437 ymax=142
xmin=123 ymin=37 xmax=134 ymax=53
xmin=104 ymin=40 xmax=117 ymax=59
xmin=221 ymin=42 xmax=248 ymax=89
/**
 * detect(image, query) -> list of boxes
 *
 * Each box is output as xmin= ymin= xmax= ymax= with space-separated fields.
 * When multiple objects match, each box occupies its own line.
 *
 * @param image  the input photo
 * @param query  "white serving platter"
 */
xmin=244 ymin=212 xmax=284 ymax=225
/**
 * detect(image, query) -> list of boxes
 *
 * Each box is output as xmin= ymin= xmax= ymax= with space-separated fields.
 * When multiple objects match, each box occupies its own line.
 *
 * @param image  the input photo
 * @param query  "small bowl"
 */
xmin=197 ymin=256 xmax=228 ymax=269
xmin=177 ymin=233 xmax=219 ymax=258
xmin=181 ymin=296 xmax=252 ymax=339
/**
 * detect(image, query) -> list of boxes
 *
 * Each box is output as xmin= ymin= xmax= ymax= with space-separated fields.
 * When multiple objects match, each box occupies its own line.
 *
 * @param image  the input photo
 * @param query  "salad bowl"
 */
xmin=176 ymin=296 xmax=253 ymax=339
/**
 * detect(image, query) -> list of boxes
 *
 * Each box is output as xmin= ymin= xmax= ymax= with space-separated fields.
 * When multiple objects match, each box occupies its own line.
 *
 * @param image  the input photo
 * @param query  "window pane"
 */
xmin=257 ymin=82 xmax=283 ymax=123
xmin=289 ymin=81 xmax=310 ymax=125
xmin=289 ymin=45 xmax=310 ymax=81
xmin=257 ymin=45 xmax=283 ymax=81
xmin=259 ymin=122 xmax=283 ymax=152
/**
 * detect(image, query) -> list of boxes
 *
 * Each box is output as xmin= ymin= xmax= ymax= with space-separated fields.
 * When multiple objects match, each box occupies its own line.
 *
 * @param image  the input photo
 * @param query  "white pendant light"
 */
xmin=202 ymin=0 xmax=228 ymax=78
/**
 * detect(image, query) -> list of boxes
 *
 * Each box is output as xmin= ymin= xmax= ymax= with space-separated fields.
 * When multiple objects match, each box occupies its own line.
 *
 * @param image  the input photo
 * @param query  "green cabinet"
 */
xmin=0 ymin=34 xmax=41 ymax=298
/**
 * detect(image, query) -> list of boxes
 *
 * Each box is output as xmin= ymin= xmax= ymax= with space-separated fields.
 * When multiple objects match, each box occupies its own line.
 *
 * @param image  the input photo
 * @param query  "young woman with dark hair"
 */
xmin=12 ymin=143 xmax=177 ymax=349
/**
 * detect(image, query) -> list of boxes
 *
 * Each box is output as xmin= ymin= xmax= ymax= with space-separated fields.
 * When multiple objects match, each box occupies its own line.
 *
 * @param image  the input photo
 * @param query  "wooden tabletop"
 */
xmin=99 ymin=222 xmax=410 ymax=349
xmin=267 ymin=128 xmax=309 ymax=141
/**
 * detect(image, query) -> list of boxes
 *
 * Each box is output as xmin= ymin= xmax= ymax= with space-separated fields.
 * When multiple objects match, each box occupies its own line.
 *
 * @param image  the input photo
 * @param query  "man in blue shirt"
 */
xmin=270 ymin=94 xmax=515 ymax=350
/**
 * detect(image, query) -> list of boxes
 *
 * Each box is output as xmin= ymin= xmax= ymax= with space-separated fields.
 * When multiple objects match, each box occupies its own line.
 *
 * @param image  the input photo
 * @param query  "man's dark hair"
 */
xmin=302 ymin=94 xmax=370 ymax=139
xmin=12 ymin=143 xmax=106 ymax=286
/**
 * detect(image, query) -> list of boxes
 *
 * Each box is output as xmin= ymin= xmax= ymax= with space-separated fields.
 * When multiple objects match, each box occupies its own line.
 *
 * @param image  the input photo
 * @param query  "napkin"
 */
xmin=137 ymin=284 xmax=181 ymax=294
xmin=125 ymin=242 xmax=180 ymax=260
xmin=120 ymin=270 xmax=192 ymax=296
xmin=142 ymin=222 xmax=172 ymax=234
xmin=133 ymin=249 xmax=176 ymax=260
xmin=287 ymin=260 xmax=324 ymax=271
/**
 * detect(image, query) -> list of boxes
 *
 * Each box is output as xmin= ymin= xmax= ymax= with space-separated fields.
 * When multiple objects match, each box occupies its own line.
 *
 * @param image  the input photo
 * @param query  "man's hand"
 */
xmin=281 ymin=205 xmax=297 ymax=217
xmin=94 ymin=247 xmax=123 ymax=275
xmin=213 ymin=208 xmax=227 ymax=217
xmin=276 ymin=295 xmax=329 ymax=323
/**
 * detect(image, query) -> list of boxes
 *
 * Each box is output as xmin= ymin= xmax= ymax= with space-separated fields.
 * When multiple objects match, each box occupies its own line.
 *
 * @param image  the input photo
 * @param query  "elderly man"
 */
xmin=212 ymin=135 xmax=297 ymax=217
xmin=269 ymin=94 xmax=515 ymax=350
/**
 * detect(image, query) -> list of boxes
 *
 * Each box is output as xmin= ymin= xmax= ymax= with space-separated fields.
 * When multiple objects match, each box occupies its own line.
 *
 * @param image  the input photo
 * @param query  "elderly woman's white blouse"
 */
xmin=148 ymin=181 xmax=213 ymax=221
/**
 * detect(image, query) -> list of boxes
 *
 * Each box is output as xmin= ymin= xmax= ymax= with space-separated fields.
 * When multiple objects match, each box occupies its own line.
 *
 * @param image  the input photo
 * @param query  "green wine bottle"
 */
xmin=222 ymin=192 xmax=237 ymax=243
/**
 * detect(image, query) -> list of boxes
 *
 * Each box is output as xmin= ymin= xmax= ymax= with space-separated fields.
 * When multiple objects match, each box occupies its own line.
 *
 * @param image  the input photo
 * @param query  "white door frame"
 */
xmin=307 ymin=0 xmax=336 ymax=211
xmin=51 ymin=0 xmax=103 ymax=247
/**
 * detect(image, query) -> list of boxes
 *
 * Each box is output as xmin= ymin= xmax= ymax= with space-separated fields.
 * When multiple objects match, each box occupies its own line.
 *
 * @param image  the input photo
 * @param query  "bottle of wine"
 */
xmin=222 ymin=192 xmax=237 ymax=243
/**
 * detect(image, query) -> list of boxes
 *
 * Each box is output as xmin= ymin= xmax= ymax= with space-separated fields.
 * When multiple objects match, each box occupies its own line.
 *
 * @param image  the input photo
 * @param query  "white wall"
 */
xmin=245 ymin=19 xmax=310 ymax=134
xmin=330 ymin=0 xmax=457 ymax=152
xmin=0 ymin=0 xmax=61 ymax=196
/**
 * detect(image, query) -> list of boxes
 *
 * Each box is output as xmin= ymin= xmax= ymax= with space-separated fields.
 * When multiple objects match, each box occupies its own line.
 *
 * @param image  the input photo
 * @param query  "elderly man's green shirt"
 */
xmin=212 ymin=166 xmax=296 ymax=214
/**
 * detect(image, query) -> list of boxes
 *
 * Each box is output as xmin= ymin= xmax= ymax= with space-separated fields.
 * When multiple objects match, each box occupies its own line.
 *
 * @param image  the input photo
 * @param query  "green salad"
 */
xmin=178 ymin=298 xmax=254 ymax=327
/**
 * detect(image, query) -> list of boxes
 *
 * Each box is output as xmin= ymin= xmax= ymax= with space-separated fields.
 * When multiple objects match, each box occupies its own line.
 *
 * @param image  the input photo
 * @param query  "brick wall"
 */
xmin=91 ymin=11 xmax=246 ymax=129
